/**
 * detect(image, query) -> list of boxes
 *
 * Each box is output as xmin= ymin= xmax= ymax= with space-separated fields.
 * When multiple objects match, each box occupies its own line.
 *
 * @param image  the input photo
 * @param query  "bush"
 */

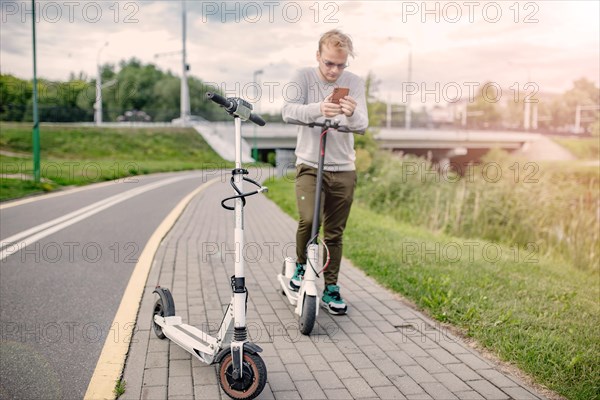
xmin=356 ymin=149 xmax=599 ymax=271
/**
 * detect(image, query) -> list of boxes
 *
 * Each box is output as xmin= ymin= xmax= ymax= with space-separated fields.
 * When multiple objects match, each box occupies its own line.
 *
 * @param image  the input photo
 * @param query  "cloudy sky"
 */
xmin=1 ymin=0 xmax=599 ymax=112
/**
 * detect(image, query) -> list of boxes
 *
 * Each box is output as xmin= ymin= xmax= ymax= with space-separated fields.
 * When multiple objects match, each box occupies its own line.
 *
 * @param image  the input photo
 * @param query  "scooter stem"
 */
xmin=233 ymin=116 xmax=246 ymax=330
xmin=235 ymin=117 xmax=243 ymax=171
xmin=310 ymin=127 xmax=328 ymax=243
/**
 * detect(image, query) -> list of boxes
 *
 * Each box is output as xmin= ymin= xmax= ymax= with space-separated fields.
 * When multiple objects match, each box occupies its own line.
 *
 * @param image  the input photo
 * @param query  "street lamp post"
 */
xmin=507 ymin=61 xmax=533 ymax=130
xmin=31 ymin=0 xmax=40 ymax=183
xmin=523 ymin=68 xmax=531 ymax=131
xmin=180 ymin=0 xmax=190 ymax=124
xmin=388 ymin=37 xmax=412 ymax=129
xmin=405 ymin=41 xmax=412 ymax=130
xmin=252 ymin=69 xmax=263 ymax=161
xmin=575 ymin=104 xmax=600 ymax=134
xmin=155 ymin=2 xmax=190 ymax=125
xmin=386 ymin=93 xmax=392 ymax=129
xmin=95 ymin=41 xmax=108 ymax=125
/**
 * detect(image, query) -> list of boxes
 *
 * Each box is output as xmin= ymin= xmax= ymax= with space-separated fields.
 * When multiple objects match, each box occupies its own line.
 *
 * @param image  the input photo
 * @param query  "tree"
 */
xmin=354 ymin=71 xmax=381 ymax=173
xmin=467 ymin=81 xmax=502 ymax=129
xmin=0 ymin=74 xmax=31 ymax=121
xmin=551 ymin=78 xmax=599 ymax=133
xmin=188 ymin=76 xmax=227 ymax=121
xmin=151 ymin=74 xmax=180 ymax=122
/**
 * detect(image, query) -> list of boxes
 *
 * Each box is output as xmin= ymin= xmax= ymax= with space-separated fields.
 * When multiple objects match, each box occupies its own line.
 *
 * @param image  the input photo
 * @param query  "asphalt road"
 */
xmin=0 ymin=170 xmax=223 ymax=399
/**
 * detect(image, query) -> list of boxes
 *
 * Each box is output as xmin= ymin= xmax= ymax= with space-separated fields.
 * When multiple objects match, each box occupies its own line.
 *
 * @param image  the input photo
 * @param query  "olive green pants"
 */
xmin=295 ymin=164 xmax=356 ymax=286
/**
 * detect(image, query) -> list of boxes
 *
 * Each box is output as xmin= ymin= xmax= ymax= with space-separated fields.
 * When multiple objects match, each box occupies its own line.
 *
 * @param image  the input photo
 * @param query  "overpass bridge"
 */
xmin=194 ymin=122 xmax=546 ymax=166
xmin=53 ymin=121 xmax=572 ymax=166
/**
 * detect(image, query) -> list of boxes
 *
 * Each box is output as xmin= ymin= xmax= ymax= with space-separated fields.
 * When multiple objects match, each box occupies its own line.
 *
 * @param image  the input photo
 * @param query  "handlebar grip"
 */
xmin=206 ymin=92 xmax=232 ymax=109
xmin=249 ymin=112 xmax=266 ymax=127
xmin=337 ymin=126 xmax=365 ymax=134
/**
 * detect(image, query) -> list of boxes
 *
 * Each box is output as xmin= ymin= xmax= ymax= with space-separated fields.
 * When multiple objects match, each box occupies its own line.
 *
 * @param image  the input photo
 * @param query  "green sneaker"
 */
xmin=321 ymin=284 xmax=348 ymax=315
xmin=288 ymin=263 xmax=305 ymax=292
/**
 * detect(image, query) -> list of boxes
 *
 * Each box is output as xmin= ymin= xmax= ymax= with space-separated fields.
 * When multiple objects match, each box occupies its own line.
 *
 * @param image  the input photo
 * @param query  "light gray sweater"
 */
xmin=281 ymin=67 xmax=369 ymax=171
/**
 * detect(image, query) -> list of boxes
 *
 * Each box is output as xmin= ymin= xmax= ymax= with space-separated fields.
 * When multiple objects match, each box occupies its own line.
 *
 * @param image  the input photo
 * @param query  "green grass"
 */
xmin=0 ymin=122 xmax=225 ymax=161
xmin=113 ymin=379 xmax=126 ymax=398
xmin=551 ymin=136 xmax=600 ymax=160
xmin=356 ymin=151 xmax=599 ymax=272
xmin=0 ymin=177 xmax=57 ymax=200
xmin=0 ymin=122 xmax=232 ymax=201
xmin=265 ymin=175 xmax=600 ymax=400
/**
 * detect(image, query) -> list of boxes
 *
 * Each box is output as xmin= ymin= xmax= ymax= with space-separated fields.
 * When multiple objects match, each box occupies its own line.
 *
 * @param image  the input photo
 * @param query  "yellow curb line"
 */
xmin=83 ymin=177 xmax=218 ymax=400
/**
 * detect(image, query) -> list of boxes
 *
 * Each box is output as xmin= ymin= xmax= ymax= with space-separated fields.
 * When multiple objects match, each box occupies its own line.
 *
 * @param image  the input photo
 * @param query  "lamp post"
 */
xmin=95 ymin=41 xmax=108 ymax=125
xmin=180 ymin=0 xmax=190 ymax=124
xmin=252 ymin=69 xmax=263 ymax=161
xmin=523 ymin=68 xmax=531 ymax=131
xmin=154 ymin=1 xmax=190 ymax=125
xmin=575 ymin=104 xmax=600 ymax=134
xmin=388 ymin=37 xmax=412 ymax=129
xmin=31 ymin=0 xmax=40 ymax=182
xmin=386 ymin=93 xmax=391 ymax=129
xmin=507 ymin=61 xmax=533 ymax=130
xmin=405 ymin=40 xmax=412 ymax=130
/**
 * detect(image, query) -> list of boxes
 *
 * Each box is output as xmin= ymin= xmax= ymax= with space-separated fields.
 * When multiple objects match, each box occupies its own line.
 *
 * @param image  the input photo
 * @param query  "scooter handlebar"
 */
xmin=249 ymin=112 xmax=266 ymax=127
xmin=285 ymin=118 xmax=364 ymax=134
xmin=206 ymin=92 xmax=266 ymax=126
xmin=206 ymin=92 xmax=233 ymax=110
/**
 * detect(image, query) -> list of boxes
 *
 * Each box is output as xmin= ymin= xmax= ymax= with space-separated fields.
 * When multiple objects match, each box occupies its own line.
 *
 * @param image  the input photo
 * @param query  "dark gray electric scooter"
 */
xmin=278 ymin=119 xmax=364 ymax=335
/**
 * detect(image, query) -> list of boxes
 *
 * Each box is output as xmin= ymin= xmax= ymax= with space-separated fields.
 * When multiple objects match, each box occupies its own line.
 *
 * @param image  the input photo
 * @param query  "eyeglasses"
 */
xmin=322 ymin=59 xmax=349 ymax=70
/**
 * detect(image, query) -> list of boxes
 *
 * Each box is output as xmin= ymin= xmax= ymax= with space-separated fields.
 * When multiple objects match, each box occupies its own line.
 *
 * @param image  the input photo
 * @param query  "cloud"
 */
xmin=0 ymin=0 xmax=597 ymax=112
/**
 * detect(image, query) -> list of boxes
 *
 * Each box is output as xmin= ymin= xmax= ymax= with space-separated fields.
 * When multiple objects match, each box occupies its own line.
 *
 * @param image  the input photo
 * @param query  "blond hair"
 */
xmin=318 ymin=29 xmax=355 ymax=58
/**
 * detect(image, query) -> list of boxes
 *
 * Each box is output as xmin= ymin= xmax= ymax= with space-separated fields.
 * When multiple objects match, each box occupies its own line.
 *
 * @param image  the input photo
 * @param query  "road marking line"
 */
xmin=0 ymin=176 xmax=191 ymax=260
xmin=83 ymin=177 xmax=218 ymax=400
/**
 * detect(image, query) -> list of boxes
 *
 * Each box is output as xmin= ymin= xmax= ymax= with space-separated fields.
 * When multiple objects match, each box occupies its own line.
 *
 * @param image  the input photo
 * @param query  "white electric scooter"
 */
xmin=277 ymin=119 xmax=364 ymax=335
xmin=152 ymin=92 xmax=268 ymax=400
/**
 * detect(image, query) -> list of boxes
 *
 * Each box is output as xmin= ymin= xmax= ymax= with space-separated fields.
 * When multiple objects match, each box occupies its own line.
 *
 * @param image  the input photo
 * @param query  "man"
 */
xmin=282 ymin=29 xmax=369 ymax=315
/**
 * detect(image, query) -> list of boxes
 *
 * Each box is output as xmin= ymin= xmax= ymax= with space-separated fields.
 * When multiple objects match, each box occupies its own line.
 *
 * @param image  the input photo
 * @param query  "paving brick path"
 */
xmin=121 ymin=173 xmax=546 ymax=400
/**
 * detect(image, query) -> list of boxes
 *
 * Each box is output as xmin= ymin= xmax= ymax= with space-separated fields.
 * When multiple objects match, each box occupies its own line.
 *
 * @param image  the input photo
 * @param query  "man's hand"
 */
xmin=339 ymin=95 xmax=357 ymax=117
xmin=320 ymin=94 xmax=343 ymax=117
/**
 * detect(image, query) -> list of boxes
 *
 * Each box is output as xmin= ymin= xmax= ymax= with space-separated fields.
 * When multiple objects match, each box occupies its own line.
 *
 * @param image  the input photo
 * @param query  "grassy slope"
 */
xmin=551 ymin=136 xmax=600 ymax=160
xmin=0 ymin=123 xmax=230 ymax=201
xmin=265 ymin=175 xmax=600 ymax=400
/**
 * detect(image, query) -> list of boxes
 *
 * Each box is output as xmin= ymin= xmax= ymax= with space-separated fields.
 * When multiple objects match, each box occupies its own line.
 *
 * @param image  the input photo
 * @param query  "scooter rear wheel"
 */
xmin=218 ymin=352 xmax=267 ymax=400
xmin=299 ymin=294 xmax=317 ymax=335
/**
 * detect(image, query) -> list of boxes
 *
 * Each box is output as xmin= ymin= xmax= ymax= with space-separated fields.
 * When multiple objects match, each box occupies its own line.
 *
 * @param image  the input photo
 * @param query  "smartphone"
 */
xmin=331 ymin=87 xmax=349 ymax=104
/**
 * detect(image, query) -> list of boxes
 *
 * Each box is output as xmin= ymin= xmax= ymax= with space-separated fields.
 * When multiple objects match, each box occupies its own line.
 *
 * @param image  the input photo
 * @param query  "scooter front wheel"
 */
xmin=299 ymin=294 xmax=317 ymax=335
xmin=218 ymin=352 xmax=267 ymax=400
xmin=152 ymin=291 xmax=174 ymax=340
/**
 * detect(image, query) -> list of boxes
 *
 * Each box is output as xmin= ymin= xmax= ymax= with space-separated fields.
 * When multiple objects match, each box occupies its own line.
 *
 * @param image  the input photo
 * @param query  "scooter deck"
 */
xmin=277 ymin=274 xmax=299 ymax=305
xmin=154 ymin=316 xmax=220 ymax=363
